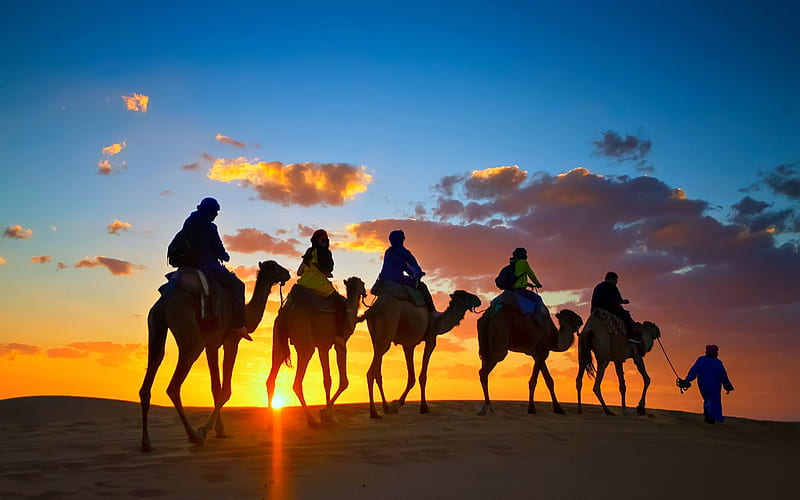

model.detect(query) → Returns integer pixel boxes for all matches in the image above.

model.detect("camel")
[477,304,583,415]
[139,260,290,452]
[266,277,366,426]
[365,289,481,418]
[576,310,661,415]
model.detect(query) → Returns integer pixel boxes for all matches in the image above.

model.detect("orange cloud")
[0,256,5,264]
[30,256,52,264]
[208,157,372,206]
[223,228,301,257]
[121,93,149,113]
[57,262,68,270]
[0,343,40,360]
[97,159,112,175]
[3,225,33,239]
[74,256,144,276]
[102,140,126,156]
[215,133,246,148]
[106,219,132,235]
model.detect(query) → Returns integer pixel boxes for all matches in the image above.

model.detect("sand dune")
[0,396,797,499]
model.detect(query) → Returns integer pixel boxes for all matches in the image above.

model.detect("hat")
[705,344,719,356]
[512,247,527,259]
[197,197,220,212]
[311,229,329,245]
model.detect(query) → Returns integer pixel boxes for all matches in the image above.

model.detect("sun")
[270,395,286,409]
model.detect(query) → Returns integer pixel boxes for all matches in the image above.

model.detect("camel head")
[640,320,661,353]
[555,309,583,333]
[258,260,290,285]
[449,290,482,312]
[343,276,367,301]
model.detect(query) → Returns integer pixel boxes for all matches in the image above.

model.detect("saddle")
[282,284,339,313]
[370,280,425,307]
[487,290,543,319]
[593,308,626,337]
[159,267,219,320]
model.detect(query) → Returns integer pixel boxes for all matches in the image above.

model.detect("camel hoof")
[369,412,382,420]
[320,408,338,424]
[306,418,320,428]
[477,404,492,416]
[141,439,152,453]
[577,408,583,415]
[604,410,616,416]
[420,404,430,414]
[190,427,207,444]
[553,406,566,415]
[527,406,537,414]
[386,401,401,414]
[636,406,646,415]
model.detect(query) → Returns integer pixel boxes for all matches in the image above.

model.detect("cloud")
[46,347,88,359]
[3,225,33,239]
[223,228,301,257]
[201,153,215,162]
[30,255,52,264]
[215,134,246,148]
[102,141,126,156]
[208,157,373,206]
[121,93,149,113]
[160,190,173,196]
[751,163,800,200]
[106,219,132,235]
[74,256,144,275]
[181,162,200,171]
[730,196,798,234]
[0,256,5,264]
[98,159,112,175]
[592,130,653,172]
[57,262,68,270]
[61,341,145,367]
[0,343,41,360]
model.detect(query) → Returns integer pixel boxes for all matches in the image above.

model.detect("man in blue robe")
[678,345,735,424]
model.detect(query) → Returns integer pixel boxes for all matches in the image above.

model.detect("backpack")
[494,263,519,290]
[167,230,199,268]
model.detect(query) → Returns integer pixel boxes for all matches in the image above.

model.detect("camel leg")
[478,358,498,416]
[418,337,437,414]
[265,341,284,408]
[592,360,615,416]
[633,356,651,415]
[614,361,627,415]
[139,302,168,452]
[292,347,317,427]
[366,351,385,419]
[319,347,333,408]
[393,344,416,411]
[527,360,539,414]
[207,340,238,437]
[166,337,206,445]
[576,365,586,415]
[539,361,565,414]
[328,344,349,407]
[203,346,223,435]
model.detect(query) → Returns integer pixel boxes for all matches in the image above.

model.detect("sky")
[1,0,798,421]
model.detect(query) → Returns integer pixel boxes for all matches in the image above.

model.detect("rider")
[295,229,348,347]
[181,197,250,340]
[590,271,641,352]
[508,247,544,317]
[376,229,436,313]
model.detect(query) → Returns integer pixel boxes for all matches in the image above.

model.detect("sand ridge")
[0,396,797,499]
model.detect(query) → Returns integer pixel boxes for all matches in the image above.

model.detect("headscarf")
[705,344,719,357]
[389,230,405,247]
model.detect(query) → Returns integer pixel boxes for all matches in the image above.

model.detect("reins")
[657,336,686,394]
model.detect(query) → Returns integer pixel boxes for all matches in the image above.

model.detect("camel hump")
[372,280,426,308]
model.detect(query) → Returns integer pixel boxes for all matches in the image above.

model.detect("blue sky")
[1,0,798,418]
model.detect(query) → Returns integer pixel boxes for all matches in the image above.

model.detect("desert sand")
[0,396,797,499]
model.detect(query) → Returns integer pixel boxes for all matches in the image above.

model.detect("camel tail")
[578,328,596,379]
[272,315,292,368]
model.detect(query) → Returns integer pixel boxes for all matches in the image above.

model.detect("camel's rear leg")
[536,360,565,414]
[593,360,615,416]
[328,344,349,407]
[166,338,206,445]
[478,358,498,416]
[614,361,627,414]
[366,351,386,419]
[265,341,285,408]
[292,348,317,427]
[576,365,587,414]
[140,301,168,452]
[391,344,416,413]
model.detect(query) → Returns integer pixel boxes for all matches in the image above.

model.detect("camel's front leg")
[166,336,206,445]
[293,348,318,427]
[366,351,385,419]
[202,346,223,436]
[265,340,284,408]
[418,337,437,414]
[614,361,627,415]
[318,347,333,409]
[576,365,586,414]
[538,359,565,414]
[391,344,416,412]
[140,305,168,452]
[328,344,349,407]
[633,356,651,415]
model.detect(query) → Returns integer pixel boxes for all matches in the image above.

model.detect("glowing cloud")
[208,157,372,206]
[215,134,246,148]
[0,343,41,360]
[121,93,149,113]
[224,228,301,256]
[106,219,132,235]
[0,256,5,264]
[102,140,126,156]
[97,159,112,175]
[3,225,33,239]
[30,256,52,264]
[74,256,144,276]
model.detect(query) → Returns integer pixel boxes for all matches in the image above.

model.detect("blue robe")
[683,356,734,422]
